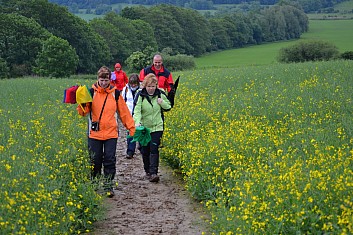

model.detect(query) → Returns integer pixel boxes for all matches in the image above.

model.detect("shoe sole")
[149,176,160,182]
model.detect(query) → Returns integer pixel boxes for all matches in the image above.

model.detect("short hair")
[129,73,140,85]
[153,54,162,61]
[97,66,111,79]
[142,73,158,88]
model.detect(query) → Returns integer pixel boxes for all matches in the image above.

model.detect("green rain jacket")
[133,88,171,133]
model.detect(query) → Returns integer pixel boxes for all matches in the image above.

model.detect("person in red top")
[139,54,174,93]
[111,63,128,92]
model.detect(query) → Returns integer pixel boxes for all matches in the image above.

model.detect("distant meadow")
[195,19,353,69]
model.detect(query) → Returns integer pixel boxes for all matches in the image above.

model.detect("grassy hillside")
[195,19,353,69]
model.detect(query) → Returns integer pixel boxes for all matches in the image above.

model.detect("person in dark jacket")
[133,73,171,182]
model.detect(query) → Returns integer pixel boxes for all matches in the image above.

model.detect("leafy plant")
[278,40,340,63]
[34,36,79,78]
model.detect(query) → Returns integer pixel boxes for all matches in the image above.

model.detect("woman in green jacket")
[133,73,171,182]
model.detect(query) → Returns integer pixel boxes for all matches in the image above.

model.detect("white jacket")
[121,84,139,114]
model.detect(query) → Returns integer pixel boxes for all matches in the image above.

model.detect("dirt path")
[91,126,207,235]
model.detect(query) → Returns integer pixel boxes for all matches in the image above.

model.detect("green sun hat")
[128,126,151,146]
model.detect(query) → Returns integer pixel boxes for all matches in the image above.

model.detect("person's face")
[115,67,121,71]
[130,83,139,88]
[146,82,157,95]
[98,77,110,88]
[153,57,162,70]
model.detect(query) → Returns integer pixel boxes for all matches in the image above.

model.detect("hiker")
[77,66,135,197]
[121,73,140,159]
[133,73,171,182]
[139,54,174,92]
[111,63,128,92]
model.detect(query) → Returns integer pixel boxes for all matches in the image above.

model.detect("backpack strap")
[91,87,119,101]
[123,86,128,102]
[89,88,94,98]
[132,90,141,116]
[158,89,171,112]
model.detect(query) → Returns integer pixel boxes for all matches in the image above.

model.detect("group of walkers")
[77,54,174,198]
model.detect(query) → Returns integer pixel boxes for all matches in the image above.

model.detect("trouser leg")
[149,131,163,175]
[102,138,118,190]
[141,146,150,174]
[126,134,136,156]
[88,138,104,180]
[149,153,159,175]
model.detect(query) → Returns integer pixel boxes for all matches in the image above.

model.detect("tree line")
[0,0,308,78]
[49,0,350,12]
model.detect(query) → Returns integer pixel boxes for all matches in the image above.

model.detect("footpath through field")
[91,124,206,235]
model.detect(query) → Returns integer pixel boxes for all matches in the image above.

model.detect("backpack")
[132,89,170,120]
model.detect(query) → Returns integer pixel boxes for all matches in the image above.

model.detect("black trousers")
[88,138,117,186]
[141,131,163,174]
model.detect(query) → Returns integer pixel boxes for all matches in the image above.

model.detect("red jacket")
[139,65,174,92]
[111,70,128,91]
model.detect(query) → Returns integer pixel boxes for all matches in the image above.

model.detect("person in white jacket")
[121,73,140,159]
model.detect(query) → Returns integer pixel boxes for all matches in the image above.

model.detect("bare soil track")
[90,126,207,235]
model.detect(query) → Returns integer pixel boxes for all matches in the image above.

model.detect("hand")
[157,98,163,104]
[135,123,141,127]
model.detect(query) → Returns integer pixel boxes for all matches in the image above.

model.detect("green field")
[2,60,353,233]
[195,19,353,69]
[164,60,353,233]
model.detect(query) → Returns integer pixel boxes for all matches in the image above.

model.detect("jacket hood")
[140,87,162,98]
[92,83,115,94]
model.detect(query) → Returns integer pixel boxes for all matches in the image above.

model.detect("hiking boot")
[149,174,160,183]
[126,153,133,159]
[144,172,151,180]
[107,189,115,198]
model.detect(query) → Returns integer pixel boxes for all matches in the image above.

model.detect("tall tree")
[0,13,51,76]
[209,18,232,50]
[89,18,130,65]
[14,0,111,74]
[121,5,186,54]
[34,35,79,77]
[103,12,157,62]
[158,5,212,55]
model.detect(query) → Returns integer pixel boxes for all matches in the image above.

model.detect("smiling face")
[98,77,110,88]
[153,55,163,70]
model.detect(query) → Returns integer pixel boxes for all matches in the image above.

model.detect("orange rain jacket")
[77,84,135,140]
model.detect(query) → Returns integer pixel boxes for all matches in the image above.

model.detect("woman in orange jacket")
[77,66,135,197]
